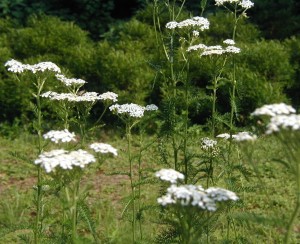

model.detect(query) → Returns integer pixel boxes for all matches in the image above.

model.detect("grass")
[0,129,299,243]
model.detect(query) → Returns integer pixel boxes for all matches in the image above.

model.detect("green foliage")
[93,19,157,104]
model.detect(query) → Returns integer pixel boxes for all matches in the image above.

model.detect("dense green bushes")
[0,6,299,129]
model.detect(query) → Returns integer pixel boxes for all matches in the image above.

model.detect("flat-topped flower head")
[55,74,86,87]
[232,131,257,142]
[225,46,241,54]
[215,0,254,9]
[201,137,217,150]
[223,39,235,45]
[41,91,101,102]
[206,187,239,201]
[157,184,238,211]
[251,103,296,117]
[187,44,207,52]
[109,103,145,118]
[266,114,300,134]
[155,169,185,184]
[216,133,231,140]
[35,149,96,173]
[98,92,118,103]
[5,59,61,74]
[43,129,76,144]
[90,142,118,156]
[145,104,158,111]
[166,17,209,31]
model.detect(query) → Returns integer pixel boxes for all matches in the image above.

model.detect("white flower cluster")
[166,17,210,31]
[5,59,61,74]
[157,184,238,211]
[223,39,235,45]
[89,142,118,156]
[155,169,185,184]
[43,129,76,144]
[201,137,217,150]
[266,114,300,134]
[35,149,96,173]
[251,103,296,117]
[216,132,257,142]
[187,43,240,55]
[252,103,300,134]
[109,103,158,118]
[232,131,257,142]
[55,74,86,87]
[98,91,118,103]
[215,0,254,9]
[41,91,101,102]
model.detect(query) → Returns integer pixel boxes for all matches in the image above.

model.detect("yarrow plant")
[90,142,118,156]
[43,129,76,144]
[155,169,238,243]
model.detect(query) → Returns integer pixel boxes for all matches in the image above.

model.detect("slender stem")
[284,159,300,243]
[126,123,136,243]
[72,180,80,241]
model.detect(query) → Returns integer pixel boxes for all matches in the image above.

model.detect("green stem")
[284,162,300,243]
[126,123,136,243]
[72,180,80,242]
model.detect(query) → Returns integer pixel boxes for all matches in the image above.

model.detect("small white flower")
[98,92,118,103]
[5,59,61,74]
[239,0,254,9]
[223,39,235,45]
[35,149,96,173]
[225,46,241,54]
[145,104,158,111]
[43,129,76,144]
[201,45,226,56]
[155,169,185,184]
[192,30,200,37]
[266,114,300,134]
[187,44,207,52]
[216,133,231,139]
[166,21,178,29]
[90,142,118,156]
[109,103,145,118]
[55,74,86,87]
[251,103,296,117]
[215,0,239,6]
[157,184,238,211]
[206,187,239,201]
[232,132,257,142]
[201,137,217,150]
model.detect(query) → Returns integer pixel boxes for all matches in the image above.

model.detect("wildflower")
[225,46,241,54]
[232,132,257,142]
[192,30,200,37]
[55,74,86,87]
[43,129,76,144]
[223,39,235,45]
[109,103,145,118]
[41,91,101,102]
[5,59,61,74]
[239,0,254,9]
[266,114,300,134]
[201,45,226,56]
[35,149,96,173]
[251,103,296,117]
[30,62,61,73]
[166,17,209,31]
[4,59,27,73]
[206,187,239,201]
[98,92,118,103]
[166,21,178,29]
[201,137,217,150]
[157,184,238,211]
[215,0,239,6]
[145,104,158,111]
[90,142,118,156]
[155,169,185,184]
[187,44,207,52]
[216,133,231,140]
